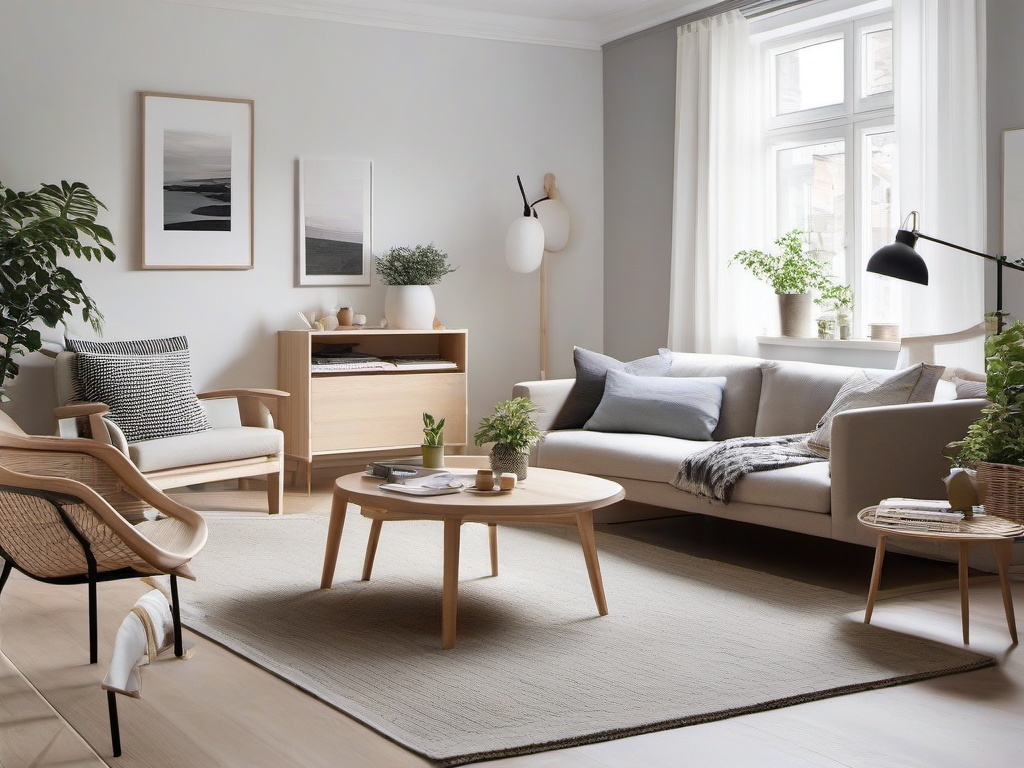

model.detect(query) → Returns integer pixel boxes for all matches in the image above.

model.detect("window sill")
[756,336,901,353]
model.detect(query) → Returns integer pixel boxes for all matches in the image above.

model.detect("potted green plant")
[816,283,854,339]
[730,229,836,338]
[422,411,445,469]
[375,243,457,330]
[951,319,1024,524]
[0,180,115,402]
[474,396,544,481]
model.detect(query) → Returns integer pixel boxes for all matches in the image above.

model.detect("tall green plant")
[474,397,544,452]
[953,320,1024,467]
[730,229,835,295]
[0,181,115,401]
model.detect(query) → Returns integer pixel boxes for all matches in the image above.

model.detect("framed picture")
[141,92,254,269]
[298,158,372,286]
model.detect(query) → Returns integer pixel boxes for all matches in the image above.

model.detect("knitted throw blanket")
[672,434,826,504]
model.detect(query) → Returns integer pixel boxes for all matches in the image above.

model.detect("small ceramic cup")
[475,469,494,491]
[499,473,517,491]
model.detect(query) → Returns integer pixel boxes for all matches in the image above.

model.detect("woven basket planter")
[489,444,529,481]
[976,461,1024,524]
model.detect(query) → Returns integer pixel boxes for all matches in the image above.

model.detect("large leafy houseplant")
[953,320,1024,468]
[730,229,835,295]
[0,181,115,402]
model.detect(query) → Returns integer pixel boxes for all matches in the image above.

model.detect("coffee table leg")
[320,490,349,589]
[864,534,887,624]
[362,519,383,581]
[442,516,462,650]
[575,509,608,616]
[993,539,1018,644]
[959,542,971,644]
[488,523,498,577]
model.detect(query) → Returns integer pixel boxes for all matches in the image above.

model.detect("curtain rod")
[602,0,813,50]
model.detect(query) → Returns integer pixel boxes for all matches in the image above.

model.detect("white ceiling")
[162,0,720,49]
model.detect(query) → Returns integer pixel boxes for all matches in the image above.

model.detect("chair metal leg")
[107,691,122,757]
[170,574,183,658]
[0,559,11,597]
[88,577,98,665]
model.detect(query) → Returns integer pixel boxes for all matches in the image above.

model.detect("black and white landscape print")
[163,130,232,231]
[302,163,364,276]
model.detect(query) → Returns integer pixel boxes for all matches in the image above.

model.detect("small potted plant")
[375,243,457,330]
[951,319,1024,524]
[421,412,445,469]
[816,283,854,339]
[730,230,836,338]
[474,396,544,481]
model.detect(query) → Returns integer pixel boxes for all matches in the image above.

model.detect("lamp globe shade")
[533,197,570,252]
[866,229,929,286]
[505,216,545,273]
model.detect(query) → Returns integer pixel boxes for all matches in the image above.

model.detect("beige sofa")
[514,353,986,551]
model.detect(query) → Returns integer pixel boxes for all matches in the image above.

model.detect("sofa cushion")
[805,363,944,456]
[129,426,283,473]
[537,430,711,484]
[669,353,764,440]
[729,462,831,514]
[551,347,672,429]
[584,370,726,440]
[754,360,892,437]
[75,350,211,443]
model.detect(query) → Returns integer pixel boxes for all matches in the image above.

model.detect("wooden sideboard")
[277,329,468,488]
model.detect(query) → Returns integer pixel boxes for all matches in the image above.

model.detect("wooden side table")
[858,507,1024,644]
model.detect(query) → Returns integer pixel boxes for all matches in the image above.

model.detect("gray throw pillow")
[552,347,673,430]
[75,349,211,443]
[584,370,726,440]
[805,363,944,456]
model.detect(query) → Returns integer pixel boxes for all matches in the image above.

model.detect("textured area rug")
[178,512,993,766]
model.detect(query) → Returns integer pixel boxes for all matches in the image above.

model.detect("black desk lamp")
[867,211,1024,332]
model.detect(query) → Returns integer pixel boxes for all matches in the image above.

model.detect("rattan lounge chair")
[0,412,207,664]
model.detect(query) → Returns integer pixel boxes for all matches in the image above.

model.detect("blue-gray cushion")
[552,347,673,430]
[583,369,726,440]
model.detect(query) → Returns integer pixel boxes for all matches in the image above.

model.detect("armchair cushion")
[76,350,211,443]
[65,335,189,355]
[128,426,283,473]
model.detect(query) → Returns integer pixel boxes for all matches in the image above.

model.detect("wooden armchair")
[0,412,207,664]
[52,350,288,514]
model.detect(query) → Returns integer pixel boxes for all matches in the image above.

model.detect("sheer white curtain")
[894,0,987,370]
[668,10,767,356]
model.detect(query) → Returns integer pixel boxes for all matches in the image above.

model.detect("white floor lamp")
[505,173,570,379]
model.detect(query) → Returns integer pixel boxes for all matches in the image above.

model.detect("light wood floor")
[1,482,1022,768]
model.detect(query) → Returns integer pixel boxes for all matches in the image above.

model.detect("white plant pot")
[384,285,436,330]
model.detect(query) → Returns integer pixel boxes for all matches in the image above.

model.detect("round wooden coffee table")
[858,506,1024,644]
[320,459,625,649]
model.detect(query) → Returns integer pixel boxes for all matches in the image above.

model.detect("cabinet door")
[310,373,466,452]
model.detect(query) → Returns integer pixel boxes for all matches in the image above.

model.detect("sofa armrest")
[829,399,985,545]
[512,379,574,432]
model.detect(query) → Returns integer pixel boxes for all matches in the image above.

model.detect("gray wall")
[603,28,678,361]
[0,0,603,435]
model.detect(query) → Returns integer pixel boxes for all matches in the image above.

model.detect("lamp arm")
[915,232,1024,273]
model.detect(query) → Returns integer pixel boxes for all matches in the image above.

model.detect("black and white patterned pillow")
[75,350,211,443]
[65,335,189,355]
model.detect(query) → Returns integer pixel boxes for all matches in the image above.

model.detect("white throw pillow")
[805,363,944,456]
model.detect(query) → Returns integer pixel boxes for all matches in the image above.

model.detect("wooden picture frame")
[141,92,254,270]
[297,158,372,286]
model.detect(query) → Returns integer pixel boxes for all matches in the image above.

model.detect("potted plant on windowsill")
[474,397,544,481]
[730,229,836,338]
[0,180,115,403]
[816,283,855,340]
[422,412,445,469]
[375,243,457,330]
[950,319,1024,524]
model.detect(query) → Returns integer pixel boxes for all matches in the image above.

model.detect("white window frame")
[762,10,894,336]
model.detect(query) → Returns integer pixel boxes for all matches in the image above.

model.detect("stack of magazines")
[873,498,965,532]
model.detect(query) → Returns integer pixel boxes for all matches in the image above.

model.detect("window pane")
[775,38,844,115]
[862,130,900,328]
[861,27,893,97]
[776,140,846,282]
